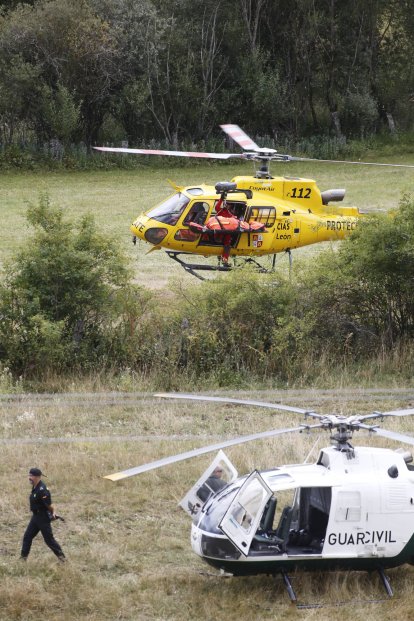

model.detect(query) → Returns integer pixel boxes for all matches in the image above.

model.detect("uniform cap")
[29,467,43,477]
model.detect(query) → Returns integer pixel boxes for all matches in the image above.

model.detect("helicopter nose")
[144,227,169,245]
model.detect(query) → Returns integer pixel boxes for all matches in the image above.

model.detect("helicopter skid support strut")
[166,251,271,280]
[281,571,297,604]
[167,251,232,280]
[378,567,393,597]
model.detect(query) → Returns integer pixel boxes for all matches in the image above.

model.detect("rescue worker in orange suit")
[20,467,66,562]
[215,200,238,265]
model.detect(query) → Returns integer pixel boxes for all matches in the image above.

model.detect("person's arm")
[46,503,56,518]
[40,488,56,518]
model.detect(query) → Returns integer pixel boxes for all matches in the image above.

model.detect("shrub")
[0,195,151,376]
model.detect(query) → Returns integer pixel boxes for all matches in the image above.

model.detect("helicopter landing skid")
[166,251,271,280]
[286,568,393,608]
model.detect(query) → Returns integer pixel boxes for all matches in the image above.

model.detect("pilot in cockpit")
[197,466,227,502]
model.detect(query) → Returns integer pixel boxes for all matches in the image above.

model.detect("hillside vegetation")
[0,0,413,167]
[1,189,413,391]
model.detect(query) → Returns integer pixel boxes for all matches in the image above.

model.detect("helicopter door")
[179,450,238,519]
[219,471,272,556]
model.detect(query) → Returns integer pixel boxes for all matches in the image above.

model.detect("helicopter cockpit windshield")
[147,193,190,225]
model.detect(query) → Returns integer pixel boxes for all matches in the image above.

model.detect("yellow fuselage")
[131,175,361,258]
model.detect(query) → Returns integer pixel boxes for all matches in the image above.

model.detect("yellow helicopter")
[95,124,414,279]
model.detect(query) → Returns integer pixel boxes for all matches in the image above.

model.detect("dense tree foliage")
[0,0,413,150]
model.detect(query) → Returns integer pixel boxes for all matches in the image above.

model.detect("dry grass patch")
[1,389,414,619]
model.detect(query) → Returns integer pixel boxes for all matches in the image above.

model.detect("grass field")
[2,389,414,620]
[1,156,413,289]
[1,157,414,619]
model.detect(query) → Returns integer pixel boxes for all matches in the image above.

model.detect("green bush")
[0,195,152,376]
[269,195,414,367]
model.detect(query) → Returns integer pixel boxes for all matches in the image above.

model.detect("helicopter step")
[167,251,272,280]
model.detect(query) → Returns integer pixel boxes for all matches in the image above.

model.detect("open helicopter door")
[219,471,272,556]
[179,450,238,519]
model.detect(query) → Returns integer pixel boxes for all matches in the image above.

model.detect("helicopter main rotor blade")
[357,408,414,422]
[219,124,414,168]
[94,137,414,168]
[154,392,316,416]
[358,424,414,446]
[93,146,243,160]
[220,124,261,151]
[288,155,414,169]
[104,424,315,481]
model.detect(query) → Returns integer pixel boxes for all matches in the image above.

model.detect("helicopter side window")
[147,193,190,225]
[227,478,269,534]
[248,207,276,228]
[196,461,232,503]
[183,201,209,226]
[212,201,246,219]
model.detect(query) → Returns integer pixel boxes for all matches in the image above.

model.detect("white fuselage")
[190,446,414,574]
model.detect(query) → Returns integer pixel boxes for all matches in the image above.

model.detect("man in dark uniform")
[20,467,66,562]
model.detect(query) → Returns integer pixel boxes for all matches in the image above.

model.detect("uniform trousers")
[21,513,65,558]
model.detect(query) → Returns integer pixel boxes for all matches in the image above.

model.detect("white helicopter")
[105,393,414,602]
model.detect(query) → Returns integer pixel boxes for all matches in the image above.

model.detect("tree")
[0,0,120,143]
[0,55,41,144]
[40,83,82,146]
